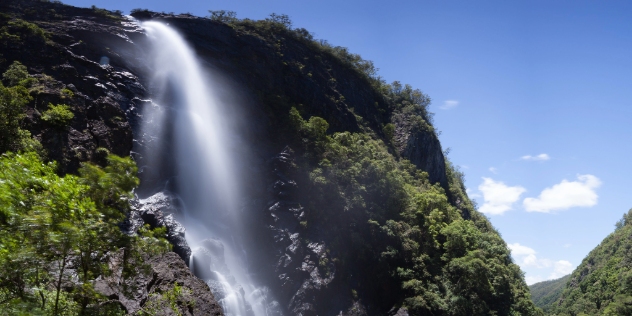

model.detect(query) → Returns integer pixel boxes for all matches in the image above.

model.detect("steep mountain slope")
[529,275,570,312]
[0,1,540,315]
[550,210,632,315]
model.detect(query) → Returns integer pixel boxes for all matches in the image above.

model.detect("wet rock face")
[94,251,224,316]
[125,191,192,265]
[1,0,147,174]
[262,147,362,316]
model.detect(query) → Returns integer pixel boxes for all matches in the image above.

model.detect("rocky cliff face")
[136,13,449,191]
[0,1,536,315]
[94,251,223,315]
[0,0,147,173]
[0,1,221,313]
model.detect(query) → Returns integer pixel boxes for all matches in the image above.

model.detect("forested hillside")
[0,0,541,314]
[547,210,632,315]
[529,275,570,313]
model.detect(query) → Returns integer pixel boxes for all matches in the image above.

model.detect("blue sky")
[63,0,632,284]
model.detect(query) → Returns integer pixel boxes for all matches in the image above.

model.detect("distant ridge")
[529,274,570,312]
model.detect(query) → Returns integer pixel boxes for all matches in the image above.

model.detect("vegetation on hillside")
[549,209,632,315]
[0,3,546,314]
[529,275,570,313]
[0,58,170,315]
[197,10,541,314]
[289,107,540,315]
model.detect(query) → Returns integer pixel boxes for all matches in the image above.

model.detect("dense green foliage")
[550,209,632,315]
[0,69,169,314]
[289,108,540,315]
[529,275,570,312]
[0,151,171,315]
[0,61,41,154]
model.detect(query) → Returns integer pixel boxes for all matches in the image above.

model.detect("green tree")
[0,152,152,315]
[207,10,237,23]
[0,81,31,153]
[2,61,28,86]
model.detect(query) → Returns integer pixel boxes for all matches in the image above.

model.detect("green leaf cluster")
[207,10,238,23]
[0,151,167,315]
[0,61,39,154]
[0,18,49,44]
[41,103,74,128]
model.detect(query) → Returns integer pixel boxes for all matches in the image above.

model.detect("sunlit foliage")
[0,151,169,315]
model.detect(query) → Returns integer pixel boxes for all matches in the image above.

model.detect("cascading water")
[140,21,278,316]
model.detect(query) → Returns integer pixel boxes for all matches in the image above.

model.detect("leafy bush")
[266,13,292,29]
[207,10,237,23]
[41,103,74,128]
[0,82,32,153]
[0,19,49,44]
[0,152,164,314]
[2,61,28,86]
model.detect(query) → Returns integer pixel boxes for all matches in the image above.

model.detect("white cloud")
[549,260,574,279]
[521,153,550,161]
[489,167,498,174]
[466,188,481,199]
[523,174,602,213]
[478,178,526,215]
[564,243,572,248]
[525,275,544,285]
[509,243,575,284]
[508,243,551,268]
[439,100,459,110]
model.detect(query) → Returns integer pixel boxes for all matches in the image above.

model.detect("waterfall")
[140,21,277,316]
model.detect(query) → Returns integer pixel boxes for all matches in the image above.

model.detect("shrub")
[2,61,28,87]
[207,10,237,23]
[41,103,74,128]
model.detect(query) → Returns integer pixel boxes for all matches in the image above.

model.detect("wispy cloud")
[509,243,574,285]
[526,275,544,285]
[489,167,498,174]
[508,243,551,268]
[550,260,573,279]
[523,175,602,213]
[521,153,550,161]
[478,178,526,215]
[439,100,459,110]
[466,188,481,199]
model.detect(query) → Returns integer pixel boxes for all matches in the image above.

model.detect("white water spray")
[141,21,276,316]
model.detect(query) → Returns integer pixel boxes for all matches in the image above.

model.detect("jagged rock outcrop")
[124,191,192,265]
[392,112,448,188]
[0,0,147,173]
[94,251,223,315]
[262,147,360,315]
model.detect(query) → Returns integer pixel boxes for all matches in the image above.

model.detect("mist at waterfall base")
[139,21,280,316]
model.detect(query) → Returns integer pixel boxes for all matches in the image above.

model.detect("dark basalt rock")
[0,0,147,174]
[260,147,364,316]
[392,110,448,189]
[94,251,223,315]
[127,191,191,265]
